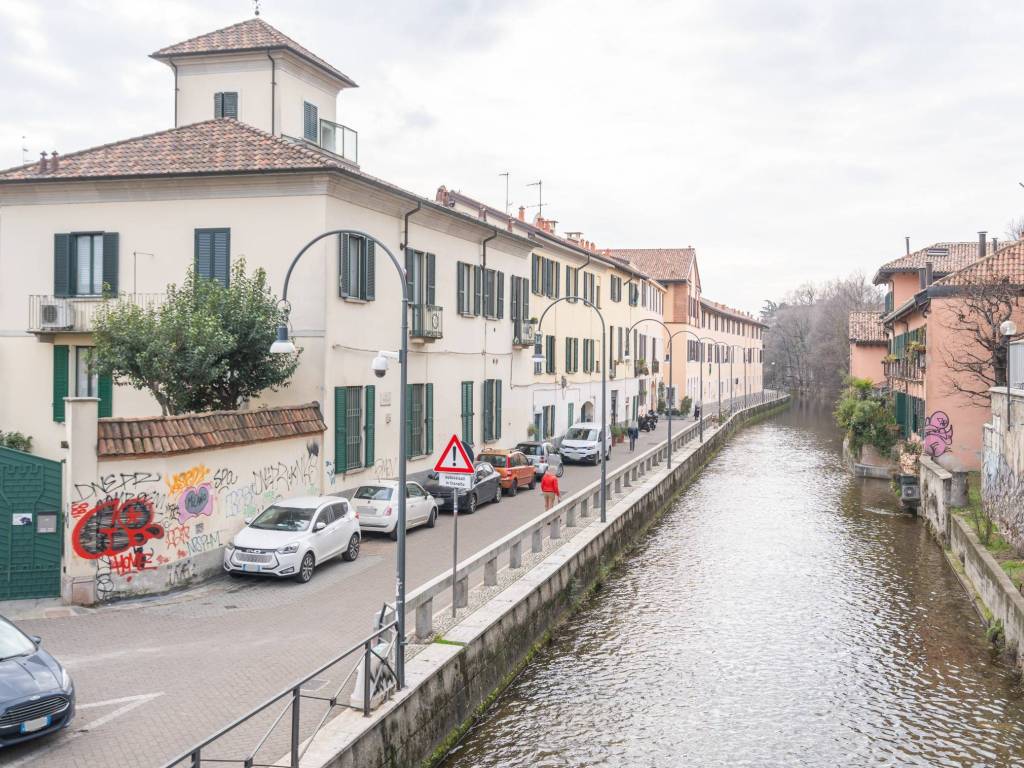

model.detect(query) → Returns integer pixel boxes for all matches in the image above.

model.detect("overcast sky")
[2,0,1023,313]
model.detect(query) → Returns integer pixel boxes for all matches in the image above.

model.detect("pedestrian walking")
[628,420,639,451]
[693,403,701,421]
[541,466,561,510]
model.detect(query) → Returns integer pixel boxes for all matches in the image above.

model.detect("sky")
[2,0,1024,314]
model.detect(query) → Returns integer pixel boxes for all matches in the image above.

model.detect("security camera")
[372,355,389,378]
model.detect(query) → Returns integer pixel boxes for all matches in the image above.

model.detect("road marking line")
[78,692,163,710]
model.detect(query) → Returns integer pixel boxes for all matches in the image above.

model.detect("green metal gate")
[0,446,62,599]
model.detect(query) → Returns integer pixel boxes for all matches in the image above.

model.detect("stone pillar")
[415,598,434,639]
[950,471,969,507]
[551,515,561,540]
[454,575,469,609]
[531,528,543,553]
[63,397,100,605]
[614,477,622,494]
[510,539,523,569]
[484,556,498,586]
[566,504,576,528]
[580,498,589,518]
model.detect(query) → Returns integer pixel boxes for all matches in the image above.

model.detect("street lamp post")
[272,228,410,690]
[534,296,607,522]
[1001,320,1018,430]
[676,330,716,444]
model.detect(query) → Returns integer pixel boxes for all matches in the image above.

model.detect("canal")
[443,404,1024,767]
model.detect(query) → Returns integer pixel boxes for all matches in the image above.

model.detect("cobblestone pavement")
[1,422,682,768]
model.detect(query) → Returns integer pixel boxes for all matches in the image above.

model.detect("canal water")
[443,403,1024,767]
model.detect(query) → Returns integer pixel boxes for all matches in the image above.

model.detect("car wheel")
[342,533,361,561]
[295,551,316,583]
[509,479,518,497]
[465,493,477,514]
[389,526,399,541]
[228,570,244,579]
[556,464,564,478]
[427,507,437,527]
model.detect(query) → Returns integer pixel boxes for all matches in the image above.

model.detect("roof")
[270,496,338,509]
[0,119,340,181]
[151,18,356,87]
[933,239,1024,287]
[700,298,766,327]
[604,248,696,282]
[97,403,326,458]
[872,241,988,284]
[848,311,887,343]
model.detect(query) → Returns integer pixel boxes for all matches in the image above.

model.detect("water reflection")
[443,404,1024,768]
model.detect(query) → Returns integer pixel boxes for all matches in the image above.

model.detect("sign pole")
[451,489,459,618]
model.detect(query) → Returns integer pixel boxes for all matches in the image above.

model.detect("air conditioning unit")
[39,299,73,330]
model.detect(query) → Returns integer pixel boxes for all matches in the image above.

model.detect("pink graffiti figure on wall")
[923,411,953,458]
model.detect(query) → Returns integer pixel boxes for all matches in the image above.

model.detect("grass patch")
[952,472,1024,590]
[432,637,466,647]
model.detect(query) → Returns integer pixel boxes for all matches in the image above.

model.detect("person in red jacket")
[541,467,561,510]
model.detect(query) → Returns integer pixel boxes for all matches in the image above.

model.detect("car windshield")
[250,505,315,532]
[565,427,598,441]
[516,444,542,456]
[479,454,507,468]
[0,620,36,660]
[354,486,393,501]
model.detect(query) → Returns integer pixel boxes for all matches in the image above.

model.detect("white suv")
[224,496,360,583]
[558,422,611,465]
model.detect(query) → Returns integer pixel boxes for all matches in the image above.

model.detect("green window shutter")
[483,381,493,442]
[334,387,347,472]
[365,240,375,300]
[405,384,414,459]
[483,269,493,317]
[426,253,436,304]
[195,230,212,279]
[565,337,571,371]
[364,385,375,467]
[213,229,230,287]
[497,271,505,319]
[214,92,224,118]
[54,234,72,297]
[457,263,467,313]
[425,383,434,455]
[340,235,350,297]
[495,380,502,440]
[304,102,318,141]
[473,266,483,316]
[102,232,119,296]
[405,249,415,303]
[461,381,473,443]
[223,92,238,119]
[98,374,113,418]
[532,254,540,294]
[568,402,574,428]
[52,345,69,423]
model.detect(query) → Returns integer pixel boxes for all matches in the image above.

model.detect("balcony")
[652,359,660,374]
[883,356,925,382]
[513,321,536,348]
[633,359,650,377]
[319,119,358,165]
[410,304,442,341]
[28,294,165,335]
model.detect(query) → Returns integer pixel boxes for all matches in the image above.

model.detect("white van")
[558,422,611,465]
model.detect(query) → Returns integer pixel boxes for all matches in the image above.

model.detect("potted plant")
[611,424,625,444]
[527,422,539,439]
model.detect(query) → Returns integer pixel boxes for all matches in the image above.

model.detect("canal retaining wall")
[300,395,791,768]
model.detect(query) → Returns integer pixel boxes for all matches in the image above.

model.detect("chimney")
[50,151,59,172]
[918,267,927,289]
[925,261,933,287]
[905,236,910,256]
[518,206,525,222]
[993,238,999,252]
[38,151,48,174]
[979,231,987,259]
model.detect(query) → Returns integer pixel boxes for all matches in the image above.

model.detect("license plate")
[243,563,254,572]
[20,716,50,733]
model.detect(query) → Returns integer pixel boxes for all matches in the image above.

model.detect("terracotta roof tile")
[933,240,1024,287]
[872,241,989,284]
[604,248,697,282]
[152,18,356,87]
[848,311,887,343]
[97,402,326,458]
[699,297,766,327]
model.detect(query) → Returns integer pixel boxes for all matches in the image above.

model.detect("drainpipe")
[267,50,277,134]
[170,59,179,126]
[400,202,422,252]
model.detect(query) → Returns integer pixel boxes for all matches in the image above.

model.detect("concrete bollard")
[510,539,523,569]
[580,498,589,518]
[454,575,469,609]
[614,477,621,495]
[551,515,561,540]
[566,504,576,527]
[593,491,600,510]
[415,598,434,640]
[532,527,543,553]
[484,556,498,586]
[623,470,631,488]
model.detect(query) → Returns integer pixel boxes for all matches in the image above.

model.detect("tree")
[834,377,897,457]
[93,261,299,415]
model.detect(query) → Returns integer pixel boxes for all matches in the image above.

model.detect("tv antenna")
[253,0,261,16]
[21,136,28,165]
[526,180,544,217]
[499,171,510,214]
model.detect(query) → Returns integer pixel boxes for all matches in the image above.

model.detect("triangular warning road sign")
[433,434,475,474]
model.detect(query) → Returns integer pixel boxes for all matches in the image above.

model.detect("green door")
[0,446,62,599]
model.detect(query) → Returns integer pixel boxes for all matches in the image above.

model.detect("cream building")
[0,18,540,487]
[606,248,765,415]
[437,190,666,436]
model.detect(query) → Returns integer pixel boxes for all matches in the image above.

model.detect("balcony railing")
[319,118,358,164]
[410,304,443,341]
[883,356,925,381]
[28,294,165,334]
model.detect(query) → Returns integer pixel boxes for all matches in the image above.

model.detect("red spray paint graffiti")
[72,496,164,559]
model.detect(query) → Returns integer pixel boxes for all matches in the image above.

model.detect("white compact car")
[223,496,360,583]
[559,422,611,465]
[351,481,438,539]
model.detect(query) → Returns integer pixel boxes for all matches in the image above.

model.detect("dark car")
[421,462,502,514]
[0,616,75,747]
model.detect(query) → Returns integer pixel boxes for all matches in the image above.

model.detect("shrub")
[834,376,897,457]
[0,431,32,453]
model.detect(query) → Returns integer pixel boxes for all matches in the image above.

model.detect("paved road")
[3,420,684,768]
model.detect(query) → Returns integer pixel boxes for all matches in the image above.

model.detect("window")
[214,92,238,119]
[565,337,579,373]
[611,275,622,302]
[75,234,104,296]
[566,265,579,301]
[76,347,98,397]
[534,338,543,375]
[334,385,375,472]
[461,381,474,444]
[53,232,120,297]
[483,268,505,318]
[567,402,574,429]
[405,383,433,457]
[457,262,474,315]
[628,282,639,306]
[405,249,436,306]
[531,254,542,295]
[195,228,230,287]
[542,405,555,438]
[482,379,502,442]
[510,275,531,341]
[340,234,375,301]
[303,101,319,142]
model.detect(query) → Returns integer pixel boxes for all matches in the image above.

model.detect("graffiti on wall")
[72,496,164,559]
[983,453,1024,548]
[923,411,953,457]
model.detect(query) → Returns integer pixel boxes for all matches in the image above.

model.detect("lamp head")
[270,324,297,355]
[1001,320,1018,338]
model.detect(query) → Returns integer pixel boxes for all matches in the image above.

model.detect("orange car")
[476,449,537,496]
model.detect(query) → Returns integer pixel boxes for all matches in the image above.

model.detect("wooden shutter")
[483,269,493,317]
[52,345,69,422]
[364,385,375,466]
[426,253,436,304]
[404,249,415,303]
[54,234,72,297]
[532,254,541,294]
[214,92,224,118]
[425,383,434,454]
[405,384,414,459]
[98,374,113,418]
[213,229,230,286]
[334,387,347,472]
[565,338,571,371]
[554,262,561,298]
[457,263,467,314]
[102,232,119,295]
[495,380,502,439]
[303,102,318,141]
[195,230,212,280]
[497,271,505,319]
[339,235,350,297]
[483,381,493,442]
[223,92,238,119]
[461,381,473,443]
[473,265,482,316]
[364,239,375,300]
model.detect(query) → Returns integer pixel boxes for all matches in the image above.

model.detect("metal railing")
[162,609,397,768]
[1010,340,1024,390]
[883,356,925,381]
[27,293,165,334]
[410,304,443,340]
[319,118,358,164]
